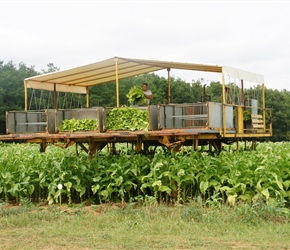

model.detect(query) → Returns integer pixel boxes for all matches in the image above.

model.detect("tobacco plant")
[0,141,290,209]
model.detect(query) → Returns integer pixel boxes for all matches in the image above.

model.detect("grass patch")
[0,201,289,250]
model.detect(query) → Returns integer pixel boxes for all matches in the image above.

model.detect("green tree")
[189,79,204,102]
[0,61,38,134]
[264,88,290,141]
[41,63,60,74]
[206,81,222,102]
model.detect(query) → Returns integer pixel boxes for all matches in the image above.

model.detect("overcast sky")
[1,0,289,90]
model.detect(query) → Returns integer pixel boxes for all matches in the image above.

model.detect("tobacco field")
[0,141,289,212]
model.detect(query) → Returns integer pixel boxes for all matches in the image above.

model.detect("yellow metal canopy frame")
[24,56,264,109]
[24,56,223,109]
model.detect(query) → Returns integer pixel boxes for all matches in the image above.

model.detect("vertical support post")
[53,83,57,109]
[270,109,273,136]
[241,79,244,106]
[252,138,256,151]
[75,143,79,156]
[193,138,198,150]
[115,58,120,107]
[213,140,222,151]
[167,68,171,103]
[237,106,244,134]
[222,74,226,136]
[86,86,89,108]
[136,135,143,153]
[222,74,226,105]
[40,141,47,152]
[112,143,116,154]
[236,138,239,151]
[24,80,28,111]
[209,142,212,152]
[262,83,266,132]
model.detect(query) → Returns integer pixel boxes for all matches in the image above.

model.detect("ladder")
[251,114,264,132]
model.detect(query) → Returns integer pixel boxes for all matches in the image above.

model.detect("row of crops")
[0,141,289,207]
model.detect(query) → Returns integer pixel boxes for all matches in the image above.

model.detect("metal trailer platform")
[0,102,272,156]
[0,128,267,155]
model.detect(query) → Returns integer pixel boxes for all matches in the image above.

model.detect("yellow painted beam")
[115,58,120,107]
[237,106,244,134]
[86,87,89,108]
[222,74,226,137]
[167,68,171,103]
[24,80,28,111]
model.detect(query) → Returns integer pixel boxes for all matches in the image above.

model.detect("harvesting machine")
[0,57,272,155]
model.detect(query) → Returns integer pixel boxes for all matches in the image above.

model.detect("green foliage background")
[1,60,290,141]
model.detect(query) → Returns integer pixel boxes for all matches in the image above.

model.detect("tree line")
[0,60,289,141]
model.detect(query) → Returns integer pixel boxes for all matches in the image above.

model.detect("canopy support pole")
[167,68,171,103]
[241,79,244,106]
[262,83,266,132]
[53,83,57,109]
[86,87,89,108]
[115,58,120,107]
[222,73,226,137]
[24,80,28,111]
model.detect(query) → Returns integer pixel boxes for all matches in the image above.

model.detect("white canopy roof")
[23,56,265,109]
[222,65,264,84]
[24,56,264,94]
[25,57,223,94]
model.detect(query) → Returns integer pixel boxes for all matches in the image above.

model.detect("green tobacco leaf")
[272,173,284,190]
[256,180,262,192]
[261,188,270,199]
[209,180,221,192]
[64,182,72,193]
[106,107,149,131]
[126,86,146,105]
[58,118,98,132]
[227,194,237,206]
[177,169,185,177]
[283,180,290,190]
[75,185,86,197]
[28,184,35,195]
[54,189,61,200]
[219,186,232,194]
[159,185,172,194]
[152,180,162,187]
[238,194,252,202]
[200,181,209,195]
[91,184,100,195]
[99,190,109,200]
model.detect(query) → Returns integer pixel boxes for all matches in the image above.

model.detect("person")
[225,86,233,104]
[142,83,153,105]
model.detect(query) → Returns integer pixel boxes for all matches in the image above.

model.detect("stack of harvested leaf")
[106,107,148,131]
[58,118,98,132]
